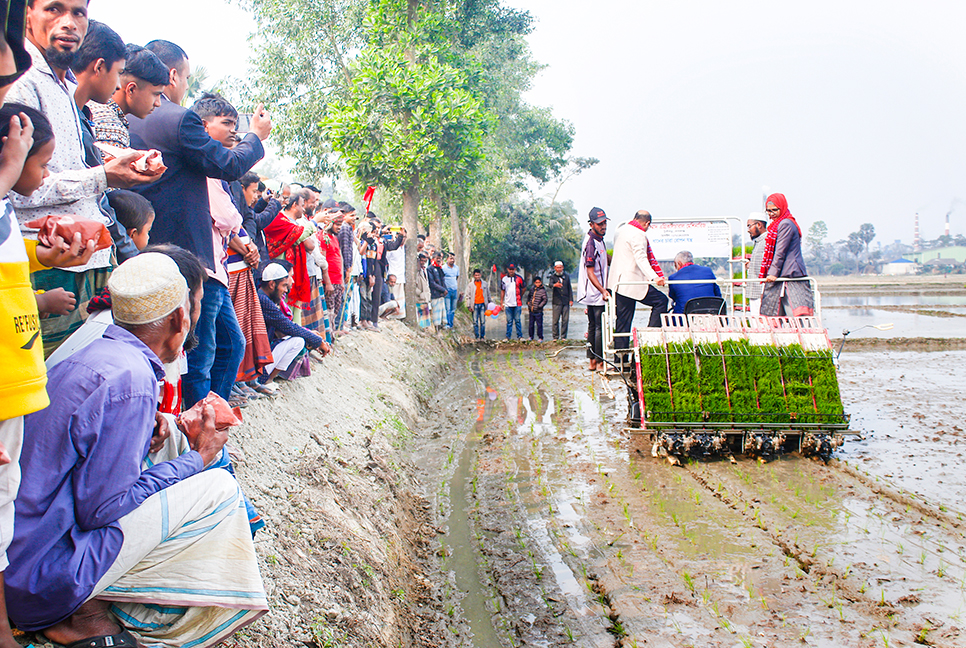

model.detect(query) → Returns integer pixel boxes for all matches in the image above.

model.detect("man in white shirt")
[7,1,154,353]
[607,210,669,353]
[500,263,525,340]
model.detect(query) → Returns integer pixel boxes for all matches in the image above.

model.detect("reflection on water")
[822,308,966,338]
[822,294,966,307]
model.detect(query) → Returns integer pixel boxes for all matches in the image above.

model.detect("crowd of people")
[576,195,812,371]
[0,2,816,645]
[0,2,430,646]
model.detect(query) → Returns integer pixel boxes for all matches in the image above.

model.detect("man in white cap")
[256,262,326,393]
[547,260,572,340]
[7,253,267,648]
[745,213,768,315]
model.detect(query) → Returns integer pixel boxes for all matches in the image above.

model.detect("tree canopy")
[246,0,589,315]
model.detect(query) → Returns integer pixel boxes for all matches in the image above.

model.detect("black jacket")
[428,264,447,299]
[128,96,264,270]
[545,270,573,305]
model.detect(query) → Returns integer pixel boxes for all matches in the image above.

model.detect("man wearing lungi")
[6,254,267,648]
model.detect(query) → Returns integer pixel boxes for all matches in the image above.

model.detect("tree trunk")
[461,218,471,293]
[448,201,467,293]
[428,192,443,250]
[402,180,420,326]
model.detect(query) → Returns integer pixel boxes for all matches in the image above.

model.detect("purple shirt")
[7,326,204,630]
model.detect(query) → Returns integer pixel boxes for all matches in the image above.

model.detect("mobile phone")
[236,113,253,133]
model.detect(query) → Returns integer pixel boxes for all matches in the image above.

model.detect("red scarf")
[628,219,664,278]
[759,193,801,278]
[264,212,310,306]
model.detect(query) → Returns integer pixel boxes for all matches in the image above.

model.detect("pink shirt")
[206,179,242,286]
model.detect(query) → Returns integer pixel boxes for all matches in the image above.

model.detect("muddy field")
[414,346,966,648]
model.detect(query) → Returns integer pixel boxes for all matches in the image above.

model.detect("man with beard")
[6,0,155,354]
[7,253,268,647]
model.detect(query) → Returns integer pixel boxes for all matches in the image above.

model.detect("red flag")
[363,186,375,213]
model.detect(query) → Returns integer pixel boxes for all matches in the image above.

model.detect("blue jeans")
[184,279,246,407]
[504,305,522,339]
[473,303,486,338]
[445,288,458,328]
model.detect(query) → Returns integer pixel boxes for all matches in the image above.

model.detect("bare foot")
[42,600,121,646]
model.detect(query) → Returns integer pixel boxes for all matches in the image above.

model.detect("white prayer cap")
[261,263,289,282]
[554,260,564,267]
[109,252,188,325]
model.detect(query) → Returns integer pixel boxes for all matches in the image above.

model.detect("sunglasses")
[765,207,781,213]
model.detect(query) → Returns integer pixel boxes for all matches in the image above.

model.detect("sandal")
[65,629,141,648]
[253,381,278,396]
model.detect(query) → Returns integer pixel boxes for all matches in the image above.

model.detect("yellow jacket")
[0,198,48,418]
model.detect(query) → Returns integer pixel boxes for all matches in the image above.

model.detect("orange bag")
[177,392,243,444]
[24,215,112,252]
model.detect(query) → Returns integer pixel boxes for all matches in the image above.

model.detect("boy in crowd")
[91,43,169,148]
[527,276,547,342]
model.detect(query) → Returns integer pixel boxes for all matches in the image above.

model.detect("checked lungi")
[431,297,446,326]
[300,276,325,331]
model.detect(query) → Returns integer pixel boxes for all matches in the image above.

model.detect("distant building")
[911,246,966,264]
[922,257,961,272]
[881,258,918,276]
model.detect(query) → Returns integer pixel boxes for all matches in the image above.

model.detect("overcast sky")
[91,0,966,246]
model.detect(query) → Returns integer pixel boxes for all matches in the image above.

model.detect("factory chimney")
[914,213,921,252]
[946,212,951,238]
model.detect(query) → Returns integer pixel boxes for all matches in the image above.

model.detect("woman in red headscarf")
[758,193,813,317]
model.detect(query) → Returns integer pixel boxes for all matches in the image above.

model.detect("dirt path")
[416,348,966,648]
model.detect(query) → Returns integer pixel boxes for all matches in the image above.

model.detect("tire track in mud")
[682,458,966,647]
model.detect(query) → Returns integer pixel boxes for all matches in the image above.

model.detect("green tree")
[247,0,586,304]
[471,197,581,277]
[434,1,582,290]
[806,220,827,254]
[846,232,865,272]
[323,0,490,322]
[247,0,368,181]
[857,222,875,254]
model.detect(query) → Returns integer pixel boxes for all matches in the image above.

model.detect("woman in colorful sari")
[759,193,813,317]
